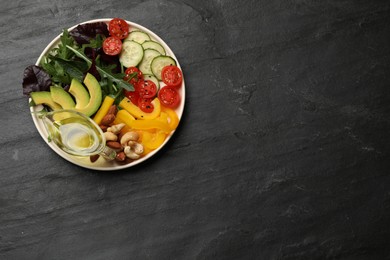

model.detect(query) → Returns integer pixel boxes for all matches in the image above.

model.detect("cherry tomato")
[124,66,143,86]
[161,65,183,88]
[137,80,158,99]
[124,90,140,105]
[158,86,181,109]
[138,98,154,113]
[103,37,122,56]
[109,18,129,40]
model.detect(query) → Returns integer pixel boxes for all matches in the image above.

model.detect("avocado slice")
[50,86,76,109]
[68,78,90,109]
[74,73,102,117]
[31,91,62,110]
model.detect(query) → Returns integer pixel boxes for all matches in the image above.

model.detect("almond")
[101,113,116,126]
[107,105,118,115]
[90,154,100,163]
[106,141,122,150]
[115,151,126,162]
[99,124,108,132]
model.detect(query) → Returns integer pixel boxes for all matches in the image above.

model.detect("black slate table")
[1,0,389,259]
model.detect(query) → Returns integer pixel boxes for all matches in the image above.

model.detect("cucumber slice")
[125,31,151,44]
[138,49,161,75]
[119,41,144,67]
[142,40,166,55]
[151,56,177,80]
[143,74,160,91]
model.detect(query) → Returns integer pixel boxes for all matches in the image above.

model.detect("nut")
[104,131,118,142]
[106,141,122,150]
[128,141,144,155]
[120,131,139,147]
[101,113,116,126]
[115,151,126,161]
[90,154,100,163]
[107,105,118,115]
[107,123,125,135]
[124,146,140,159]
[99,124,108,132]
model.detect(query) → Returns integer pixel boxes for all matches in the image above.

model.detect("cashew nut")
[104,131,118,141]
[128,141,144,155]
[120,131,139,147]
[107,123,125,134]
[124,146,140,159]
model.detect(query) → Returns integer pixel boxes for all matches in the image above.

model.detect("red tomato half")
[124,66,143,86]
[138,98,154,113]
[109,18,129,39]
[103,37,122,56]
[137,80,157,99]
[161,65,183,88]
[124,90,140,105]
[158,86,181,109]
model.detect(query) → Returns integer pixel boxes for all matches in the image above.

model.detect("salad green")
[23,23,134,102]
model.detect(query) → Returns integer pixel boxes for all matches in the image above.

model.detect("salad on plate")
[22,18,185,170]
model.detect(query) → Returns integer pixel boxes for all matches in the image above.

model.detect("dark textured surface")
[1,0,390,259]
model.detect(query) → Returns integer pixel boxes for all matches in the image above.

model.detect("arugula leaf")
[41,58,71,84]
[57,29,75,60]
[48,55,85,82]
[39,29,80,85]
[66,45,134,92]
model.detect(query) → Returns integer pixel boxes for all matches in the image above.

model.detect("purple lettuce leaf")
[22,65,52,96]
[69,22,109,45]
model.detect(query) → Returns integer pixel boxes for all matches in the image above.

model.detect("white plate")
[30,18,185,171]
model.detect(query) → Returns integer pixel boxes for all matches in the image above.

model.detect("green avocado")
[30,91,62,110]
[50,86,75,109]
[68,78,90,109]
[74,73,102,117]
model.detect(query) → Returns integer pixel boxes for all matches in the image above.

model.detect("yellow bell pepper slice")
[142,130,167,150]
[93,95,115,125]
[119,97,161,119]
[114,109,135,123]
[138,131,153,156]
[156,111,169,124]
[161,106,179,130]
[113,109,171,133]
[112,109,135,133]
[130,119,171,133]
